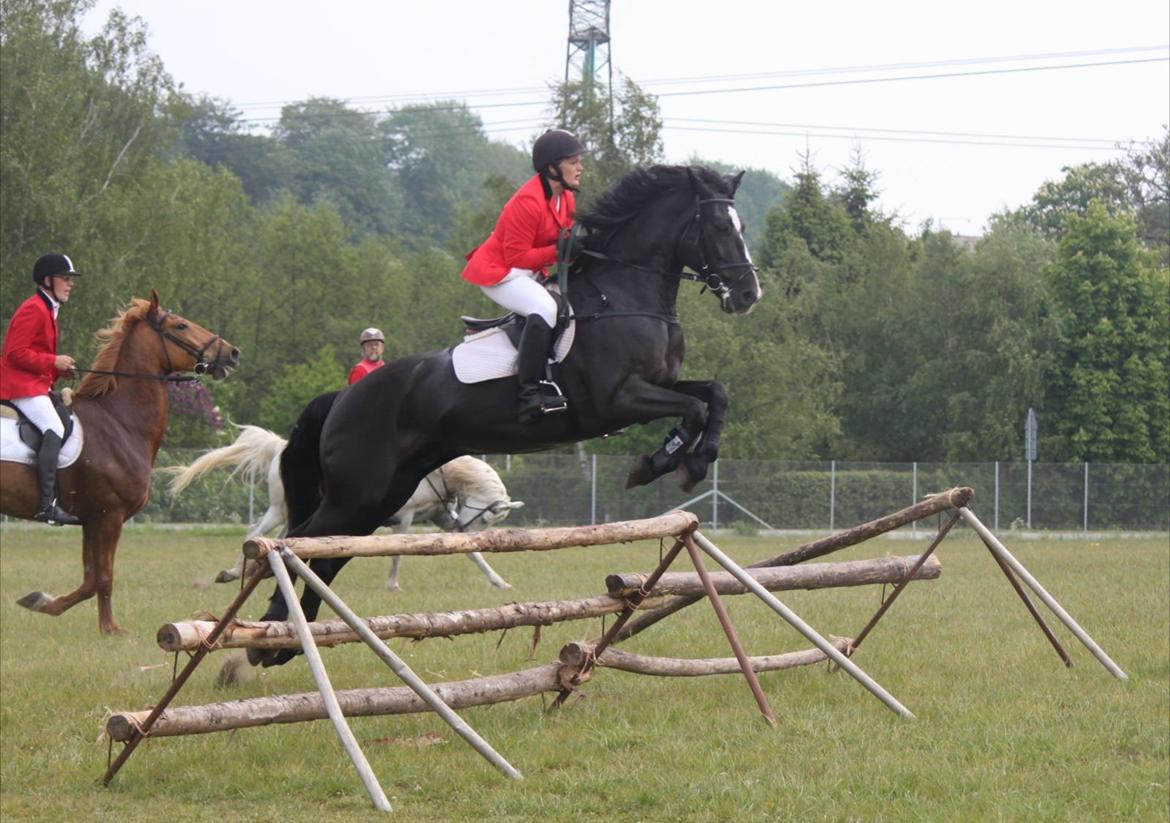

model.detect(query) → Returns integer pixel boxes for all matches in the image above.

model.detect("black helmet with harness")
[32,253,79,286]
[532,129,586,192]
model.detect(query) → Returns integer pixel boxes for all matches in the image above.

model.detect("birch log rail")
[243,511,700,561]
[605,554,941,598]
[106,640,851,741]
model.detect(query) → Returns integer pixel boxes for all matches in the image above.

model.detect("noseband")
[147,310,225,375]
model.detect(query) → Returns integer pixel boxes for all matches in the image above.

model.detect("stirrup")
[538,379,568,414]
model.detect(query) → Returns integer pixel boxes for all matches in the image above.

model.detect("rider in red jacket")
[348,327,386,385]
[0,253,82,524]
[462,128,585,422]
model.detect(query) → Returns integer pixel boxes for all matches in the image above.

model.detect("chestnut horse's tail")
[280,390,341,533]
[167,424,287,494]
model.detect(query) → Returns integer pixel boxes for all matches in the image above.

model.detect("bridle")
[575,193,759,314]
[423,469,505,533]
[73,310,228,383]
[675,195,760,311]
[146,309,227,377]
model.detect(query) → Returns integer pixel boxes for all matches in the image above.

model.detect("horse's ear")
[148,289,161,316]
[728,170,746,195]
[686,166,704,194]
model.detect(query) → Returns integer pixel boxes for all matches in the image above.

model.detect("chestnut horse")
[0,290,238,634]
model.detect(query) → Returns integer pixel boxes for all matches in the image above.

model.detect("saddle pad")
[0,415,84,468]
[451,318,576,384]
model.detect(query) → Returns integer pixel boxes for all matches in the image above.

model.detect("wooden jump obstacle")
[102,487,1127,813]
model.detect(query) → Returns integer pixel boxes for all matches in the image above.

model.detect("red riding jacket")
[347,358,385,385]
[0,291,65,399]
[461,175,575,286]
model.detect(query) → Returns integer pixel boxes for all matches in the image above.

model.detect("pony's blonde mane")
[75,298,153,398]
[441,456,509,501]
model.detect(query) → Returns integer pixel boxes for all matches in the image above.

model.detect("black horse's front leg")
[603,375,708,489]
[255,556,351,667]
[672,379,728,491]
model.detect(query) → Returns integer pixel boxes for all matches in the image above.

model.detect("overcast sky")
[84,0,1169,238]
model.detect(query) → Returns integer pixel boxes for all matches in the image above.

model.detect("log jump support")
[100,486,1126,813]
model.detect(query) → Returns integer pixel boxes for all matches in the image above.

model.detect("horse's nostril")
[229,349,241,363]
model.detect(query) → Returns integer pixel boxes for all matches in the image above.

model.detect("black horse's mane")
[576,165,728,234]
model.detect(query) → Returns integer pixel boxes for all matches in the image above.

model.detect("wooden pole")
[615,487,972,643]
[683,535,776,726]
[279,548,522,780]
[606,554,942,598]
[108,664,565,740]
[267,552,392,813]
[158,594,668,653]
[958,507,1127,680]
[559,638,853,677]
[691,530,916,719]
[244,511,699,561]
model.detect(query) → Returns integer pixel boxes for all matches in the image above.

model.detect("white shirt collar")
[38,287,60,317]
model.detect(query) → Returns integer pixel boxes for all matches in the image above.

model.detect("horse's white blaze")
[728,206,763,304]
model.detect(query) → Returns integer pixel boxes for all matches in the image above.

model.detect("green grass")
[1,522,1167,821]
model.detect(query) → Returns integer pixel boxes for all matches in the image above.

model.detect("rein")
[71,367,199,383]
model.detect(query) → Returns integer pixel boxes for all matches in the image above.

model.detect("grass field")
[1,520,1167,821]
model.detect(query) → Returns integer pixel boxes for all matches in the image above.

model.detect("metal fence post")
[994,461,1000,530]
[912,461,918,536]
[829,460,836,531]
[591,453,597,526]
[1083,461,1089,535]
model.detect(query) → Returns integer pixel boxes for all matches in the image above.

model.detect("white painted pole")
[281,549,523,779]
[958,507,1127,680]
[690,531,916,719]
[267,553,392,813]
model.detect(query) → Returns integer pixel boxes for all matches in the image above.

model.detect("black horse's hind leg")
[672,379,728,492]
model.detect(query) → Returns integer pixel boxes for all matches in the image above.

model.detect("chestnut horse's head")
[143,290,239,379]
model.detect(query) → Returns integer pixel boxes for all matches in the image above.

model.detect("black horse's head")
[678,167,763,314]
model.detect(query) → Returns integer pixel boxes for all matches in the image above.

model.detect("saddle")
[0,390,75,452]
[460,289,571,345]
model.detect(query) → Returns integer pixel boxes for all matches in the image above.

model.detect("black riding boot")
[516,315,566,423]
[33,431,80,526]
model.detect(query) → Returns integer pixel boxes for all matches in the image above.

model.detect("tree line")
[2,0,1166,464]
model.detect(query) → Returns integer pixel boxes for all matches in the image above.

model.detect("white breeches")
[10,395,64,438]
[480,269,558,327]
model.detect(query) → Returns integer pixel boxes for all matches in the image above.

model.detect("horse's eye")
[176,323,188,330]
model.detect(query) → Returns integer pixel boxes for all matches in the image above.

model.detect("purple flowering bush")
[165,379,225,447]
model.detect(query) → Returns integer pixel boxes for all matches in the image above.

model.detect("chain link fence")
[139,449,1168,534]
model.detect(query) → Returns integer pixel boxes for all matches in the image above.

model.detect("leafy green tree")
[1043,201,1169,462]
[381,102,528,243]
[168,94,296,205]
[258,345,346,435]
[273,97,403,236]
[1,0,175,314]
[550,77,664,205]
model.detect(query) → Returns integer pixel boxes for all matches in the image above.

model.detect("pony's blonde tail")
[167,425,287,494]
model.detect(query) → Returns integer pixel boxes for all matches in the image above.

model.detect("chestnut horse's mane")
[75,298,153,398]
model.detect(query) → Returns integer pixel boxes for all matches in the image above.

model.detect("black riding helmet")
[532,129,586,191]
[32,253,79,286]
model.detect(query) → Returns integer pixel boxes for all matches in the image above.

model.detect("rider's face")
[48,274,75,302]
[361,340,384,361]
[557,155,583,189]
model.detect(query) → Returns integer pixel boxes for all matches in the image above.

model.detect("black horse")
[251,165,762,665]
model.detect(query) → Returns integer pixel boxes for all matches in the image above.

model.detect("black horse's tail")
[280,390,341,533]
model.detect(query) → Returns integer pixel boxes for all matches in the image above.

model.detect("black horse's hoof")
[677,454,710,493]
[265,648,302,667]
[246,646,276,667]
[625,454,654,489]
